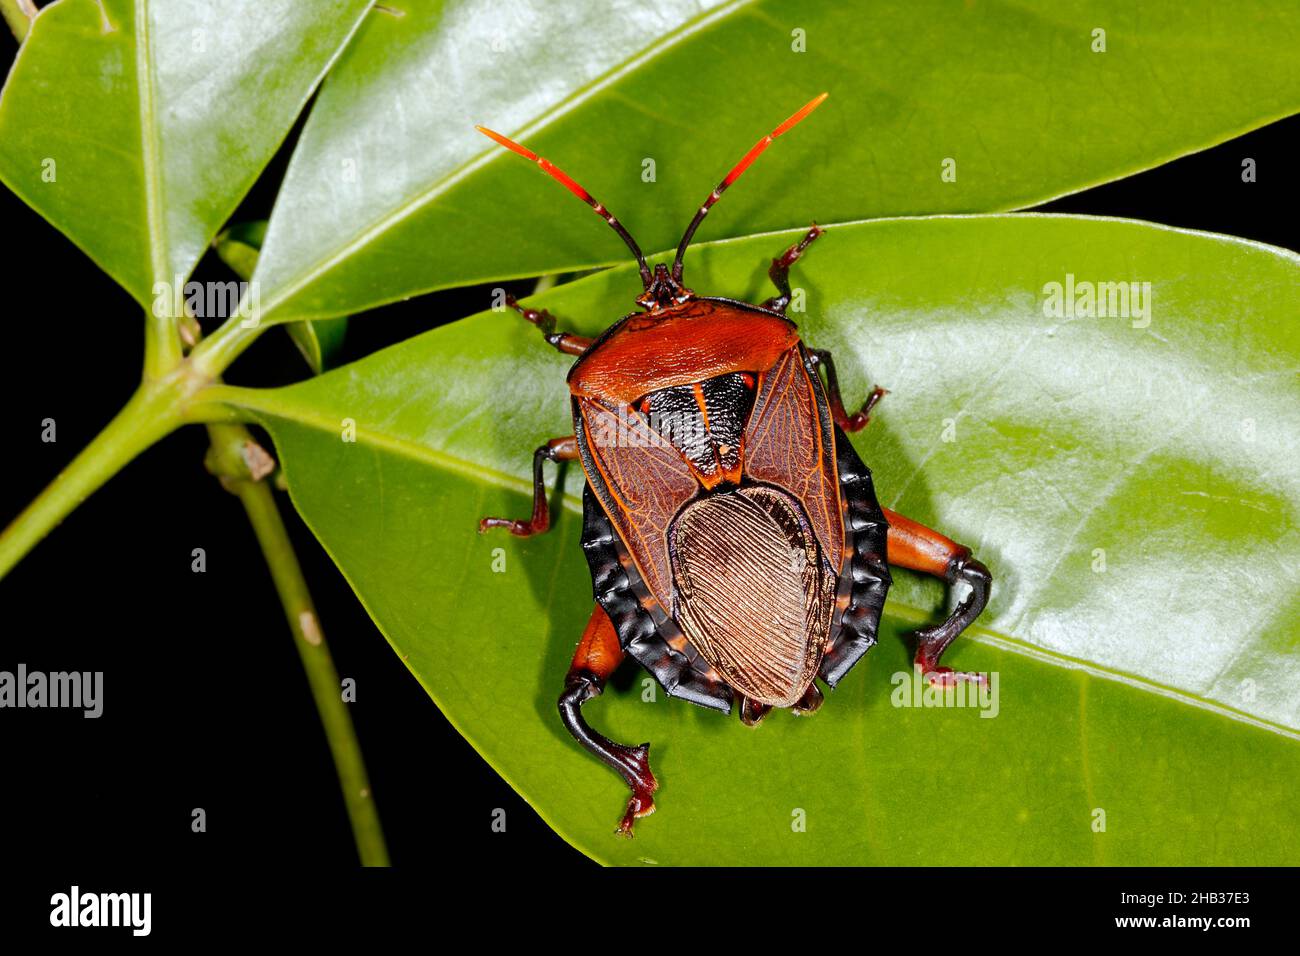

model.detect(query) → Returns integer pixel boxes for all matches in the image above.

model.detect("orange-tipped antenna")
[671,93,828,282]
[476,125,652,288]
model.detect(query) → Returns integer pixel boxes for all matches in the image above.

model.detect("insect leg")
[807,348,887,432]
[558,604,658,836]
[760,223,823,314]
[478,436,578,536]
[504,294,592,356]
[883,508,991,686]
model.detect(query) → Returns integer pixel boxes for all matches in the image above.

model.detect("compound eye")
[637,396,653,415]
[740,372,756,390]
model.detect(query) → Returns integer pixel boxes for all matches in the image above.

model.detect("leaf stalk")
[205,422,390,866]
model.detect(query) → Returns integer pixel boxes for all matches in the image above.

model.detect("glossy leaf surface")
[0,0,373,305]
[245,0,1300,321]
[231,216,1300,864]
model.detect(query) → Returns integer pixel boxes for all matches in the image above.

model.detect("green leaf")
[215,221,347,374]
[0,0,374,307]
[247,0,1300,322]
[286,314,349,377]
[227,215,1300,865]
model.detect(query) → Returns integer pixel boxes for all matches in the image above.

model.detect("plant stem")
[190,313,266,379]
[0,0,35,43]
[0,385,182,580]
[206,423,390,867]
[144,309,184,381]
[0,293,266,581]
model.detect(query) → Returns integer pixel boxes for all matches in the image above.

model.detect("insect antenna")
[670,93,829,283]
[476,125,653,289]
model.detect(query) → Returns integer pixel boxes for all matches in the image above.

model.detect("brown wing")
[670,485,833,707]
[574,341,845,708]
[742,344,845,567]
[574,395,698,613]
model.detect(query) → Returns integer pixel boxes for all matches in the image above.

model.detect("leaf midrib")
[134,0,168,289]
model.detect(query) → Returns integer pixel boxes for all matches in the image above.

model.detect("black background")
[0,24,1296,929]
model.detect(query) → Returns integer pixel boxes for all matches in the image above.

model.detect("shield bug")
[477,94,992,835]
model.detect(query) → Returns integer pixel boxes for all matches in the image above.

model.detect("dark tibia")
[559,673,657,835]
[883,508,991,685]
[505,294,592,356]
[478,435,578,537]
[761,223,823,314]
[558,605,657,836]
[808,348,887,432]
[912,553,991,683]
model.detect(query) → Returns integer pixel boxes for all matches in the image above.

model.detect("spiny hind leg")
[883,508,991,686]
[558,605,658,836]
